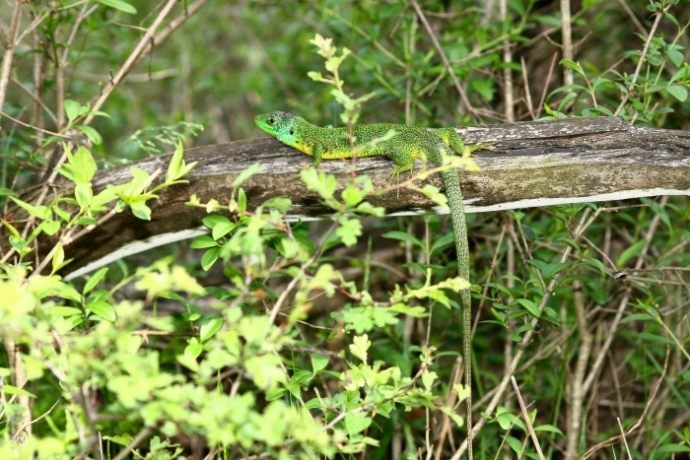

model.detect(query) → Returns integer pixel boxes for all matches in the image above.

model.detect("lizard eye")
[289,128,294,135]
[268,118,275,124]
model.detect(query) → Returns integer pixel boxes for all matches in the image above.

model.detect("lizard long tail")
[440,168,473,459]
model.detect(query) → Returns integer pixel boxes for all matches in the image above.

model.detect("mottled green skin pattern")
[255,111,476,455]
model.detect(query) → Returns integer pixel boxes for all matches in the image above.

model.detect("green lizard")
[255,111,490,457]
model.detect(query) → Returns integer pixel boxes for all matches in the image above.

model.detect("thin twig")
[0,0,24,121]
[85,0,180,124]
[521,56,535,120]
[560,0,573,87]
[410,0,477,120]
[536,53,558,119]
[581,346,669,459]
[112,426,154,460]
[565,279,592,460]
[613,9,665,116]
[500,0,514,122]
[268,222,338,325]
[583,196,668,393]
[511,376,545,460]
[0,111,65,137]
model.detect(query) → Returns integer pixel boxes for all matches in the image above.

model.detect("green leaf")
[75,183,93,209]
[53,282,82,303]
[300,168,337,200]
[263,196,292,212]
[390,303,428,318]
[560,59,585,76]
[665,48,685,67]
[311,354,329,374]
[244,354,283,389]
[163,140,196,185]
[72,146,97,185]
[341,184,364,206]
[51,243,65,273]
[637,332,675,345]
[584,257,608,276]
[619,313,656,324]
[656,444,690,454]
[2,385,37,398]
[469,77,495,101]
[130,201,152,220]
[76,125,102,145]
[40,220,61,236]
[201,247,220,271]
[496,407,519,430]
[506,435,524,454]
[439,405,465,427]
[355,201,384,216]
[190,234,217,249]
[167,140,184,181]
[199,317,223,342]
[541,262,569,279]
[344,412,372,435]
[10,197,51,220]
[515,298,540,318]
[212,221,236,240]
[177,353,200,373]
[533,424,565,435]
[667,84,688,102]
[383,231,423,249]
[349,334,370,363]
[202,215,230,229]
[185,338,204,359]
[421,370,437,390]
[48,306,83,317]
[558,92,578,112]
[526,259,547,270]
[304,398,322,410]
[276,238,298,258]
[336,216,362,247]
[616,239,648,268]
[232,163,263,189]
[237,187,247,212]
[265,388,287,401]
[669,65,689,84]
[64,100,83,124]
[86,301,116,321]
[291,369,312,385]
[96,0,137,14]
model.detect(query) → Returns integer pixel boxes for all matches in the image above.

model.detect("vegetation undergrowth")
[0,0,688,459]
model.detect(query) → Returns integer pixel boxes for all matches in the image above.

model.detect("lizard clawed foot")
[469,141,499,153]
[387,167,416,201]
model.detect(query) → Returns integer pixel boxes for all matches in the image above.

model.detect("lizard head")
[254,111,300,147]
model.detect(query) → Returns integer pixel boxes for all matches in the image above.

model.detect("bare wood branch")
[0,0,24,119]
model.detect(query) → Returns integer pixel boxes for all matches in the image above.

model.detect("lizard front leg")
[300,143,324,170]
[383,147,415,186]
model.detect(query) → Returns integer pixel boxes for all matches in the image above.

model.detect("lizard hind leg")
[384,147,415,198]
[435,127,498,156]
[434,127,467,155]
[385,147,415,176]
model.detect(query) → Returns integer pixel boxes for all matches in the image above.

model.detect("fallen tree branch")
[3,116,690,278]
